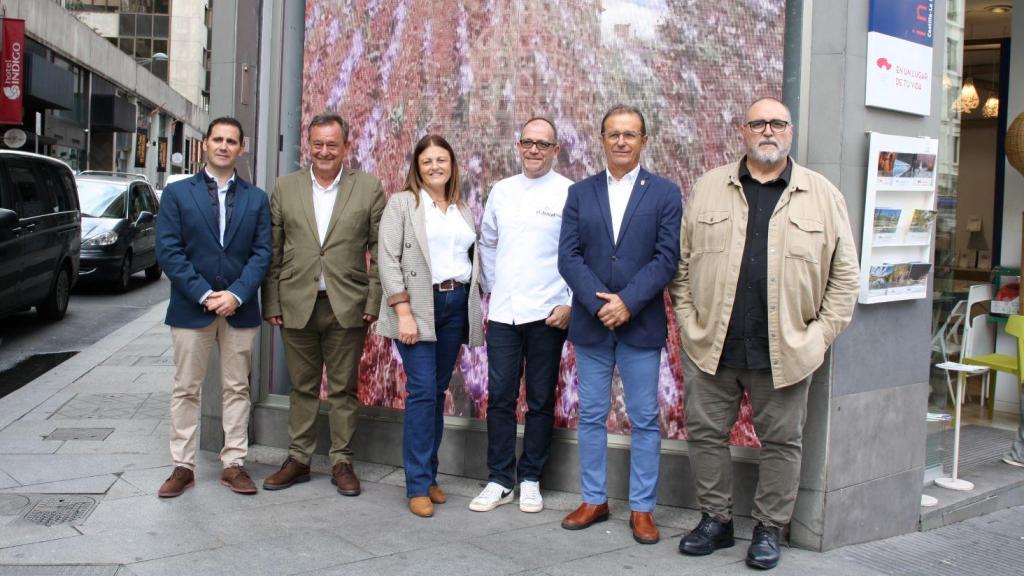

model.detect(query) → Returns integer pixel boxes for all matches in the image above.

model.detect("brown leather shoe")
[561,502,610,530]
[630,511,660,544]
[331,461,361,496]
[409,496,434,517]
[428,484,446,504]
[158,466,194,498]
[262,456,311,490]
[221,465,257,494]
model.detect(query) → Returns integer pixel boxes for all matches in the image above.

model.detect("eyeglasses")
[518,139,556,151]
[602,131,643,143]
[745,119,791,134]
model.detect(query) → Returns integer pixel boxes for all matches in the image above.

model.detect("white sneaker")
[469,482,513,512]
[519,480,543,513]
[1002,454,1024,468]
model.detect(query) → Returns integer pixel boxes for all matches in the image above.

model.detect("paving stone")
[0,565,121,576]
[102,478,147,501]
[55,434,168,456]
[303,542,523,576]
[0,475,118,495]
[468,518,644,571]
[0,439,61,455]
[0,453,169,486]
[128,531,371,576]
[0,521,223,565]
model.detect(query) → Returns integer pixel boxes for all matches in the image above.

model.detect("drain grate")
[22,496,97,527]
[44,428,115,441]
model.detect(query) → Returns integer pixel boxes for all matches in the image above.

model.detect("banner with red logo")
[0,19,25,125]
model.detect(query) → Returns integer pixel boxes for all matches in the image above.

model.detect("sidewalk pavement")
[0,302,1021,576]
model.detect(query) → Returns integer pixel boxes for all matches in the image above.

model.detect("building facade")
[196,0,1024,552]
[1,1,208,184]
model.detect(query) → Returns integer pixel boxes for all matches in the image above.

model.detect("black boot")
[746,522,781,570]
[678,512,735,556]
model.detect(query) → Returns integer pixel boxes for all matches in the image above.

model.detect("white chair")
[934,284,994,491]
[932,298,966,399]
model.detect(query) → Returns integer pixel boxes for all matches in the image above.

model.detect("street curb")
[0,300,168,431]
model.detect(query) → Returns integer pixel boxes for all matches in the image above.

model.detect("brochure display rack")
[859,132,939,304]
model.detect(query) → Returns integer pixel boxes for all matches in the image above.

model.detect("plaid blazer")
[375,191,483,346]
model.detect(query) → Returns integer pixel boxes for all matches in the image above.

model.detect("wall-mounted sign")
[2,127,25,148]
[0,19,25,125]
[865,0,934,116]
[134,129,148,168]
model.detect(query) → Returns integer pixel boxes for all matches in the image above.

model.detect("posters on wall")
[296,0,790,444]
[134,129,148,168]
[865,0,935,116]
[157,137,168,173]
[860,132,938,303]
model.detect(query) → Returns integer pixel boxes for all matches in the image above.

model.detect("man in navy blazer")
[155,117,271,498]
[557,105,682,544]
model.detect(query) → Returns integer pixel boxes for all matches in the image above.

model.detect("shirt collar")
[204,168,236,190]
[739,156,792,186]
[606,163,641,186]
[310,166,343,192]
[523,169,558,186]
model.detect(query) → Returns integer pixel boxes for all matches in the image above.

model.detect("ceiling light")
[960,79,980,113]
[986,5,1012,14]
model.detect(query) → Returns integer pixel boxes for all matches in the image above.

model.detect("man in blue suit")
[558,104,682,544]
[155,117,271,498]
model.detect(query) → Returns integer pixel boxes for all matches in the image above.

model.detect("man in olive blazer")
[261,112,385,496]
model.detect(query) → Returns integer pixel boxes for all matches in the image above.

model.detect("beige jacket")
[261,168,385,329]
[669,160,859,388]
[375,191,484,346]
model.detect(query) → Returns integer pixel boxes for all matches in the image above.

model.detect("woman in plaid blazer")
[376,134,483,518]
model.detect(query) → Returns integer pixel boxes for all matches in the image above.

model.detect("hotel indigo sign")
[865,0,934,116]
[0,19,25,126]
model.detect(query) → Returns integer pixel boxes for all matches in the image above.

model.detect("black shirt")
[719,158,791,370]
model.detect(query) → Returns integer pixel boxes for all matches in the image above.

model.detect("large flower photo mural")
[298,0,787,445]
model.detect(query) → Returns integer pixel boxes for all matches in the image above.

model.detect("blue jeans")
[485,319,567,489]
[574,333,662,512]
[395,285,468,498]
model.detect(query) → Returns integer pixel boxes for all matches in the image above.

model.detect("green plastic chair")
[964,314,1024,387]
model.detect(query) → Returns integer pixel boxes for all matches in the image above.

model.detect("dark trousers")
[395,286,468,498]
[485,319,567,488]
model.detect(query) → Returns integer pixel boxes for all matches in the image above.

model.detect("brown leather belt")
[316,290,329,299]
[432,279,465,292]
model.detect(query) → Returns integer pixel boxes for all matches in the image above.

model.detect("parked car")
[0,151,80,321]
[155,173,192,201]
[76,171,161,291]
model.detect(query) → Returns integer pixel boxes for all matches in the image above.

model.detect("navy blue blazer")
[557,167,682,349]
[156,173,272,329]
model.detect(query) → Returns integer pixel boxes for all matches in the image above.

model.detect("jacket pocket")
[785,215,825,264]
[693,211,730,253]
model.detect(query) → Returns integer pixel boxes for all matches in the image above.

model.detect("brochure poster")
[859,132,938,304]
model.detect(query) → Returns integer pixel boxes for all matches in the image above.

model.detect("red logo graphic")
[876,57,892,70]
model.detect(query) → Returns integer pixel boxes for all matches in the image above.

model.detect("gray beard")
[749,139,790,166]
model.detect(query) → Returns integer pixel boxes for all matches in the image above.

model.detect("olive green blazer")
[261,168,385,329]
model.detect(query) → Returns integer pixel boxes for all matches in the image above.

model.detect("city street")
[0,274,170,376]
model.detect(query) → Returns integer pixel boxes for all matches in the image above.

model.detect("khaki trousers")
[683,354,811,528]
[281,298,367,466]
[170,316,258,469]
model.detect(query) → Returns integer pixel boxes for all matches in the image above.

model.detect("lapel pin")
[640,179,646,186]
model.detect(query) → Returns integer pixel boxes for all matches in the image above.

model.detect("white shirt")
[311,167,343,290]
[480,170,573,325]
[606,163,641,242]
[421,190,475,284]
[200,169,241,306]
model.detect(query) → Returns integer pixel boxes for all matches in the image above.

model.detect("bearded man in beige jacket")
[670,98,859,570]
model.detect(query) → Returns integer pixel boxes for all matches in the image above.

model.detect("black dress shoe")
[678,512,735,556]
[746,522,781,570]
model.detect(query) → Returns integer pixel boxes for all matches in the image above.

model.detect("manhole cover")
[44,428,115,441]
[0,494,30,516]
[22,496,97,527]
